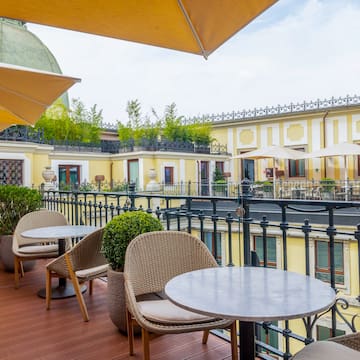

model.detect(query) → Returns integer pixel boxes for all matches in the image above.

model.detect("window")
[315,241,344,285]
[204,232,222,265]
[127,159,139,189]
[164,166,174,185]
[254,236,277,268]
[316,325,345,340]
[0,159,23,185]
[58,165,80,189]
[288,147,305,177]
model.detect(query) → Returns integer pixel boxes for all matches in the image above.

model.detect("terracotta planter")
[107,268,128,334]
[0,235,36,272]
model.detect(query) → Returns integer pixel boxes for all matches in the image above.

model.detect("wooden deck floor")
[0,260,233,360]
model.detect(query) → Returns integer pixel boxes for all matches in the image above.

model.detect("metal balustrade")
[41,182,360,359]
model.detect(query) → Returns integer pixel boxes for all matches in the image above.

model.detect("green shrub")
[102,211,163,271]
[262,181,273,192]
[320,178,336,192]
[0,185,42,235]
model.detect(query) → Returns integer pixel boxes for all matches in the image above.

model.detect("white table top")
[21,225,98,240]
[165,266,336,322]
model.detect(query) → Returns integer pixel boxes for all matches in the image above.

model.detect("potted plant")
[320,177,336,200]
[0,185,42,271]
[262,181,273,198]
[212,168,227,196]
[102,210,163,333]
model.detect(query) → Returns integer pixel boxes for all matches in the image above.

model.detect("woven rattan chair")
[13,210,68,288]
[328,332,360,352]
[291,333,360,359]
[46,227,108,321]
[124,230,238,360]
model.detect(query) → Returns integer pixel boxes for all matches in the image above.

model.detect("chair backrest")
[124,230,218,296]
[68,227,107,271]
[13,210,68,249]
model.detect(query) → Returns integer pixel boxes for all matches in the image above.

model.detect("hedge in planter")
[0,185,42,271]
[102,210,163,333]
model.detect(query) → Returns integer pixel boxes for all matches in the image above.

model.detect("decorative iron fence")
[41,182,360,359]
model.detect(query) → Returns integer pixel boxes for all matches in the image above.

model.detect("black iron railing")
[0,126,228,155]
[41,181,360,359]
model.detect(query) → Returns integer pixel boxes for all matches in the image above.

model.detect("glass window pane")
[316,241,328,269]
[255,236,276,267]
[334,243,344,271]
[69,166,79,185]
[58,167,66,185]
[298,159,305,176]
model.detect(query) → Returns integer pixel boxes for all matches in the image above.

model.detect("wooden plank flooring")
[0,260,233,360]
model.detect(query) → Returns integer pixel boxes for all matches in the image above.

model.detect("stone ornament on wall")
[237,126,256,148]
[284,120,307,145]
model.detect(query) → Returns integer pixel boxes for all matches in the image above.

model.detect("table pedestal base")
[37,283,87,299]
[240,321,255,360]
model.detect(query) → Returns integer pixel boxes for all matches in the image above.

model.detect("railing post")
[354,224,360,302]
[73,185,79,225]
[128,182,136,211]
[241,178,252,266]
[226,212,234,266]
[326,207,337,335]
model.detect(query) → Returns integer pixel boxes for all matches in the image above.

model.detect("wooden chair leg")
[89,279,93,295]
[14,256,20,289]
[142,328,150,360]
[202,330,210,344]
[230,321,239,360]
[20,261,25,277]
[46,268,52,310]
[65,254,89,322]
[127,309,134,356]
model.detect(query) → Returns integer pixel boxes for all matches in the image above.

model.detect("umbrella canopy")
[233,145,306,160]
[304,142,360,200]
[0,0,277,58]
[303,142,360,159]
[0,62,80,130]
[233,145,305,198]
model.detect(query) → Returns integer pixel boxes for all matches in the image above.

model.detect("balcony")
[2,184,359,359]
[0,126,229,155]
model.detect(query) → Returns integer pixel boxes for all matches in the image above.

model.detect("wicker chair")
[291,333,360,359]
[124,231,238,360]
[45,227,108,322]
[13,210,68,288]
[328,332,360,352]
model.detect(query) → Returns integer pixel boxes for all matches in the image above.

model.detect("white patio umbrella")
[303,142,360,200]
[0,62,80,130]
[233,145,305,198]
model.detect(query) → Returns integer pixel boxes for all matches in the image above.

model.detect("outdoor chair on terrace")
[13,210,68,289]
[124,230,238,360]
[46,227,108,321]
[291,332,360,359]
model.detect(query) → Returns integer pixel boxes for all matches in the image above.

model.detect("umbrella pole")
[273,159,276,199]
[345,156,348,201]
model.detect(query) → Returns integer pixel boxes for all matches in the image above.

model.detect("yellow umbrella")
[0,62,80,130]
[0,0,278,58]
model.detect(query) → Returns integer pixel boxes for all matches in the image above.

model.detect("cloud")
[27,0,360,124]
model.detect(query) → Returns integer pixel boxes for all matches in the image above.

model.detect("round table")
[22,225,98,299]
[165,266,336,360]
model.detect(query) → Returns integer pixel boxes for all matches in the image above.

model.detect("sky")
[27,0,360,126]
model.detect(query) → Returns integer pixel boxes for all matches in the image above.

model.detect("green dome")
[0,17,69,107]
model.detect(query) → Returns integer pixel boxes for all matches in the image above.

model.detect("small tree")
[34,98,101,143]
